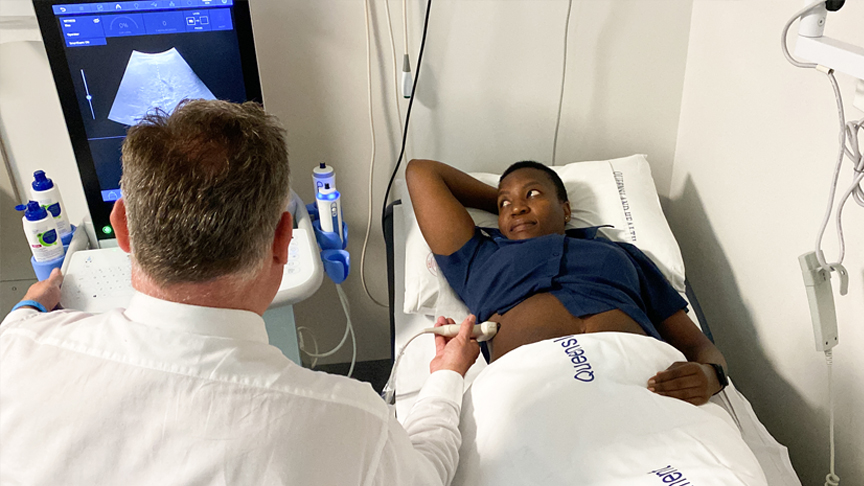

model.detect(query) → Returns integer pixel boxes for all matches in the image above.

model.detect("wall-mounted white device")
[798,251,847,351]
[795,0,864,111]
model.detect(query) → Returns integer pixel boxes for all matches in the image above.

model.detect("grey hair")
[120,99,290,285]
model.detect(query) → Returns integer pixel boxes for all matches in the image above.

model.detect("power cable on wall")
[551,0,574,166]
[382,0,433,230]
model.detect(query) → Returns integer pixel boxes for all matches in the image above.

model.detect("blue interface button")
[99,3,125,12]
[200,0,231,5]
[181,0,200,6]
[101,189,123,202]
[209,7,231,30]
[143,11,185,33]
[184,10,211,31]
[53,4,92,14]
[104,13,146,36]
[60,16,106,39]
[67,37,108,47]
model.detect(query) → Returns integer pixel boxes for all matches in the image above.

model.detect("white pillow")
[398,154,686,316]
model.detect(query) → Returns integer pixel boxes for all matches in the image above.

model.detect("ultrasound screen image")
[54,4,247,196]
[108,48,216,126]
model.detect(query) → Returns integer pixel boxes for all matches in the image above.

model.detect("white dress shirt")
[0,293,464,486]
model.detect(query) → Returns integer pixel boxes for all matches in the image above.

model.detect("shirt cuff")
[417,370,464,405]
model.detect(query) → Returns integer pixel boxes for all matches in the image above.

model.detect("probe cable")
[298,283,357,378]
[381,0,433,231]
[381,330,426,406]
[381,321,497,406]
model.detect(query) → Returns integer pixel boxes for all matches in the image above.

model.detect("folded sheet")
[453,332,768,486]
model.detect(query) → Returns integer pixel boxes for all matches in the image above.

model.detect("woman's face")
[497,168,571,240]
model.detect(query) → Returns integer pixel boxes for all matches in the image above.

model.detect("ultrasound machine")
[30,0,321,362]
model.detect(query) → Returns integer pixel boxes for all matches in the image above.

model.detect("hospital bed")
[384,154,801,486]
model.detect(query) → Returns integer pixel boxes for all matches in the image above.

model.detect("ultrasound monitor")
[33,0,262,245]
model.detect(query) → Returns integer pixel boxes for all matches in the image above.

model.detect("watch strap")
[708,363,728,395]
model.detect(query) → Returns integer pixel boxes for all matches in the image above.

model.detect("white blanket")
[453,333,768,486]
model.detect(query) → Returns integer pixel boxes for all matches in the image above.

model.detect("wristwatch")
[708,363,728,395]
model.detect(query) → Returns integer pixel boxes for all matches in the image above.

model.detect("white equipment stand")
[59,189,323,364]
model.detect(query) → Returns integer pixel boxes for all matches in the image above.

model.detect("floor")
[315,359,393,394]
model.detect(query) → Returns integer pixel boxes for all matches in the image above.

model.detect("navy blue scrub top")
[435,227,687,342]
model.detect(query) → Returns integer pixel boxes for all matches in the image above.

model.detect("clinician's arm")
[405,159,498,256]
[4,268,63,317]
[371,315,480,485]
[649,310,728,406]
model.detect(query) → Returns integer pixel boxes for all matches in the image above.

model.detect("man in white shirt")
[0,100,480,485]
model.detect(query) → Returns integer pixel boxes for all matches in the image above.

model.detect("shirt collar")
[479,225,612,241]
[124,292,269,344]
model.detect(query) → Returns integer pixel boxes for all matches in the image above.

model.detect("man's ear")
[272,211,293,265]
[110,198,131,253]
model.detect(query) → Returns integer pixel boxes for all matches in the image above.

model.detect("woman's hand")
[647,361,722,406]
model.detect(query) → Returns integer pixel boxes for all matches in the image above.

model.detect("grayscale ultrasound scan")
[108,48,215,126]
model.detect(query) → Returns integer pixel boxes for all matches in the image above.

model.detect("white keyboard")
[59,228,320,312]
[272,228,321,306]
[60,248,134,313]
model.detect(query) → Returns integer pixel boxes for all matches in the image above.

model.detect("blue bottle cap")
[16,200,48,221]
[32,170,55,191]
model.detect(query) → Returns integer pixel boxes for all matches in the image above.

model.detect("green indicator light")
[102,225,114,235]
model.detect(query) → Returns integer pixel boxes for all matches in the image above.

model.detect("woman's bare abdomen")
[487,293,646,362]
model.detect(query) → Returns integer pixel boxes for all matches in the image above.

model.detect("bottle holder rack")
[305,203,350,284]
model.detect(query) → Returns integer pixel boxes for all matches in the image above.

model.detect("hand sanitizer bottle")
[31,170,71,237]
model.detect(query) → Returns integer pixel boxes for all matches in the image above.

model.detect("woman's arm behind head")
[405,159,498,256]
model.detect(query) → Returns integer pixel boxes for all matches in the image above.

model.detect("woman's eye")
[500,200,511,207]
[527,189,540,198]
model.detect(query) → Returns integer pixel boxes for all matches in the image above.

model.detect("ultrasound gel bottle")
[16,201,65,262]
[30,170,71,238]
[312,163,335,196]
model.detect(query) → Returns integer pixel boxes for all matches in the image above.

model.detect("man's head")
[497,161,571,240]
[116,100,290,287]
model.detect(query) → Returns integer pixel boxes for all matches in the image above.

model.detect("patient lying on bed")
[406,159,727,406]
[406,159,768,485]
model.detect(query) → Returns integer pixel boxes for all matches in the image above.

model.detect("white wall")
[250,0,693,364]
[670,1,864,482]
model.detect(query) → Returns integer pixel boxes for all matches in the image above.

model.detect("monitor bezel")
[32,0,263,241]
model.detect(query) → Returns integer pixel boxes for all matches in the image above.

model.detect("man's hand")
[429,314,480,377]
[20,268,64,311]
[647,361,721,406]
